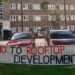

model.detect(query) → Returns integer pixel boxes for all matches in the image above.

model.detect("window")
[17,3,21,10]
[59,4,69,10]
[66,15,70,21]
[48,15,52,21]
[60,15,65,21]
[48,15,56,21]
[23,15,29,21]
[10,15,16,21]
[18,16,21,21]
[59,4,64,10]
[17,3,29,10]
[70,15,75,20]
[70,25,75,31]
[70,5,75,10]
[66,5,69,10]
[48,4,55,10]
[23,4,29,10]
[52,15,56,21]
[11,33,32,40]
[60,26,68,30]
[51,31,74,39]
[10,3,16,10]
[11,27,16,32]
[32,4,40,10]
[33,15,41,21]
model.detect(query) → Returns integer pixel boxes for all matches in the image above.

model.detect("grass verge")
[0,64,75,75]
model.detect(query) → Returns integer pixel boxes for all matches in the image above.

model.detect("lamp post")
[16,0,18,32]
[64,0,67,26]
[21,0,23,32]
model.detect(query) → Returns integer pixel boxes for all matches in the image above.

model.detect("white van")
[49,30,75,45]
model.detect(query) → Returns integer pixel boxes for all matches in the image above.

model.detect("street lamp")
[64,0,67,26]
[21,0,23,32]
[16,0,18,32]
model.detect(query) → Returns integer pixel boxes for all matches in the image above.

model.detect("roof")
[49,29,70,33]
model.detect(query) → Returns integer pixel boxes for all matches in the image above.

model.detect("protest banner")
[0,45,75,65]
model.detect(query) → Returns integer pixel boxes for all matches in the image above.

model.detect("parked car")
[49,30,75,45]
[7,32,33,47]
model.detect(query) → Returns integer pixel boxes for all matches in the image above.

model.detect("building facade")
[0,2,10,30]
[7,0,75,32]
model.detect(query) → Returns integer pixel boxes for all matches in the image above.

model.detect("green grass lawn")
[0,64,75,75]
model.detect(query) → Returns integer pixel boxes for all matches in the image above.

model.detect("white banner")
[0,45,75,65]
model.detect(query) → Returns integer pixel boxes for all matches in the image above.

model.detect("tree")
[0,0,2,5]
[2,0,9,2]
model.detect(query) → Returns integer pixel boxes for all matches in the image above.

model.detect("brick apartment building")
[6,0,75,32]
